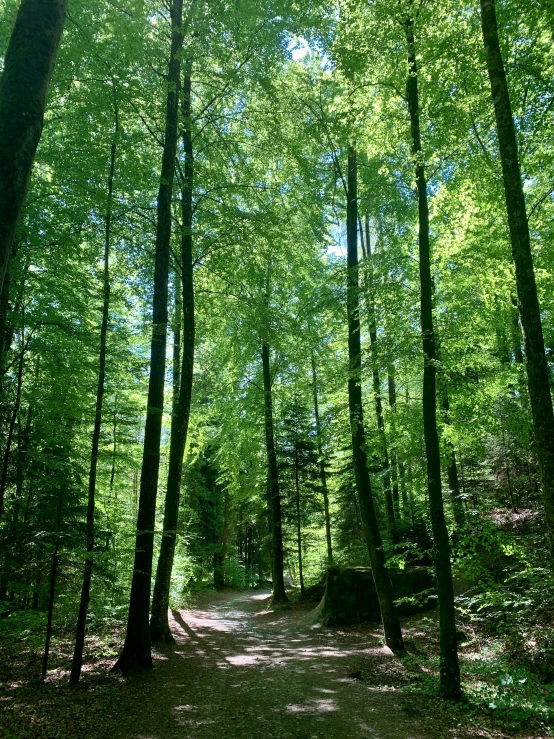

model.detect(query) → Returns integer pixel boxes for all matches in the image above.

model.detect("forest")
[1,0,554,737]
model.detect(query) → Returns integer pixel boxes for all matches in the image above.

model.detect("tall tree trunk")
[0,268,10,375]
[70,96,119,685]
[405,14,460,699]
[0,0,68,298]
[14,402,33,523]
[399,459,409,514]
[294,440,305,595]
[501,424,518,512]
[217,492,230,588]
[0,333,24,521]
[109,395,117,496]
[114,0,184,672]
[42,485,63,677]
[345,147,404,653]
[480,0,554,561]
[150,67,195,644]
[172,278,182,411]
[440,391,465,528]
[360,215,397,542]
[510,297,524,364]
[387,364,402,518]
[261,340,288,606]
[311,355,333,565]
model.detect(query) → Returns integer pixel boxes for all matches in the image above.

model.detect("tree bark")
[13,402,33,523]
[114,0,184,672]
[0,333,24,521]
[70,95,119,685]
[480,0,554,561]
[150,67,196,644]
[311,355,333,565]
[261,340,288,606]
[0,268,11,375]
[109,396,117,496]
[405,14,460,699]
[360,215,397,541]
[510,297,523,364]
[42,485,63,677]
[294,439,305,594]
[345,146,404,653]
[387,364,402,518]
[441,391,465,528]
[215,492,229,589]
[172,278,182,410]
[0,0,68,298]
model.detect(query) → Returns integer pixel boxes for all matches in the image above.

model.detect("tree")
[277,392,321,594]
[346,147,404,654]
[360,212,397,542]
[150,64,196,643]
[70,87,119,685]
[0,0,68,306]
[311,355,333,565]
[404,4,460,699]
[114,0,184,673]
[261,337,289,606]
[480,0,554,564]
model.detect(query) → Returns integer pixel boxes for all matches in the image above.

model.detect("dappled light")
[88,591,446,738]
[1,0,554,736]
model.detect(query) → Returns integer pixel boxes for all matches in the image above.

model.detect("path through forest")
[114,590,473,739]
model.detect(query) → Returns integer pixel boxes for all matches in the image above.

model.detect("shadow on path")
[121,591,466,739]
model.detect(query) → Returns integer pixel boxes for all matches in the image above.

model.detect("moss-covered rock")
[314,566,435,626]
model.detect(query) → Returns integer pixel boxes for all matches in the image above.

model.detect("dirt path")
[113,590,470,739]
[3,589,521,738]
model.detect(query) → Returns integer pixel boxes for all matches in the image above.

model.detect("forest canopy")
[1,0,554,734]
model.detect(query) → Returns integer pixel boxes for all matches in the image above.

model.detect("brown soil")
[0,590,539,738]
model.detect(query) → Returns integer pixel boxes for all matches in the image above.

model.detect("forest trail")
[115,590,468,739]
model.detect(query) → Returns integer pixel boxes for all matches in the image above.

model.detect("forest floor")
[0,589,547,739]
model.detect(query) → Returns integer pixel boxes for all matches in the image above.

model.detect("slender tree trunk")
[261,340,288,606]
[387,364,401,518]
[311,355,333,565]
[441,391,465,528]
[0,334,24,521]
[0,268,10,374]
[14,403,32,523]
[501,424,518,512]
[360,215,397,542]
[0,0,68,298]
[405,14,460,699]
[480,0,554,561]
[150,67,195,644]
[220,492,230,586]
[70,98,119,685]
[399,459,409,513]
[294,441,305,595]
[42,485,63,677]
[172,279,182,411]
[114,0,184,672]
[345,147,404,653]
[109,395,117,496]
[510,297,524,364]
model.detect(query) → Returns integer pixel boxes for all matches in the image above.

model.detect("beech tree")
[114,0,184,672]
[404,3,460,699]
[0,0,68,314]
[346,147,404,654]
[480,0,554,565]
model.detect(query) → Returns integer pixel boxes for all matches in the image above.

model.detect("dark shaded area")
[314,566,435,627]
